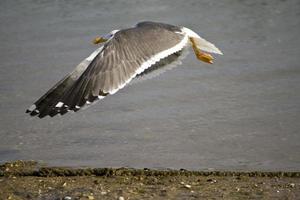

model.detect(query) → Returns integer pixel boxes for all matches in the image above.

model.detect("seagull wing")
[27,24,187,118]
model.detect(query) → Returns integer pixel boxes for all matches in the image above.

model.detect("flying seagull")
[26,21,223,118]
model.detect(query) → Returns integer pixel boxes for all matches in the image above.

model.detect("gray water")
[0,0,300,171]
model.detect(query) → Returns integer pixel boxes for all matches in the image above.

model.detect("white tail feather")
[181,27,223,55]
[192,36,223,55]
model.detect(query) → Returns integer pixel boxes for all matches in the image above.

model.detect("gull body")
[26,21,222,118]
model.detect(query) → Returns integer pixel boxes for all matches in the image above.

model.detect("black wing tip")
[25,103,78,119]
[26,109,62,119]
[26,104,40,117]
[25,103,54,118]
[26,109,44,118]
[26,94,107,118]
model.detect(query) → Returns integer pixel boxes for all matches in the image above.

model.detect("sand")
[1,161,299,199]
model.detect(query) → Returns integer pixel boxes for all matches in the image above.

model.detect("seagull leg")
[189,37,214,64]
[92,36,107,44]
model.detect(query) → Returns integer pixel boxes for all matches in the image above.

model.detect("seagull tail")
[191,36,223,55]
[26,47,103,118]
[181,27,223,55]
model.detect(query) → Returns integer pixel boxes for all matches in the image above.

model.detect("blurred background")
[0,0,299,171]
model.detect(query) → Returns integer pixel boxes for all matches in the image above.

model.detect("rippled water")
[0,0,300,170]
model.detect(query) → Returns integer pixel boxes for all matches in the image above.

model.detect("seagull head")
[93,29,120,44]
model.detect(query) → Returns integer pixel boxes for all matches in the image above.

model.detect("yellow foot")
[196,52,214,64]
[92,36,107,44]
[190,37,214,64]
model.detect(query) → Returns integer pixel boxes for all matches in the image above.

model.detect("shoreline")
[1,160,300,178]
[1,161,299,199]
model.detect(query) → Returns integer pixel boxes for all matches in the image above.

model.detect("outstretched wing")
[27,23,188,118]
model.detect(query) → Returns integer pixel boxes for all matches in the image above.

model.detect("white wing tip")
[27,104,36,112]
[55,102,64,108]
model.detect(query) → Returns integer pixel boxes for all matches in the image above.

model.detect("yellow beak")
[92,37,108,44]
